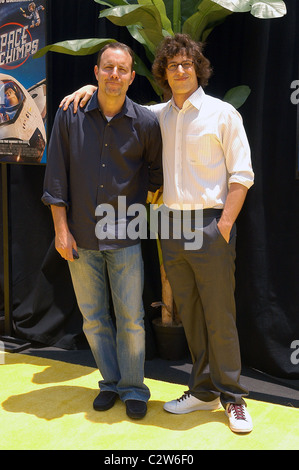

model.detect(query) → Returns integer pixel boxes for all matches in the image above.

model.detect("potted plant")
[148,188,189,360]
[35,0,286,359]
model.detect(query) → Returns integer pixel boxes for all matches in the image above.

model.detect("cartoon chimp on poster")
[0,1,47,163]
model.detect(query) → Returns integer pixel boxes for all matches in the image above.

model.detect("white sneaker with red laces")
[225,403,253,433]
[163,392,221,414]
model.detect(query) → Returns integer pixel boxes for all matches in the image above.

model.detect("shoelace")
[228,404,247,420]
[177,391,191,402]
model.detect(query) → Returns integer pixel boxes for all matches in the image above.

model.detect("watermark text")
[290,340,299,365]
[290,80,299,104]
[95,196,204,250]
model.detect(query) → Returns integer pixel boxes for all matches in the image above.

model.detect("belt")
[167,208,222,219]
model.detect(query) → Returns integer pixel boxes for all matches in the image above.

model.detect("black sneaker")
[125,399,147,419]
[93,391,118,411]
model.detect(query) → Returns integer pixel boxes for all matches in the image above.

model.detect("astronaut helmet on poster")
[0,73,46,162]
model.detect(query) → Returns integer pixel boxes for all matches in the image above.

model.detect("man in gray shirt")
[43,43,162,419]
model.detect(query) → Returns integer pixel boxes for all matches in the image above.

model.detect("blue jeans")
[68,243,150,402]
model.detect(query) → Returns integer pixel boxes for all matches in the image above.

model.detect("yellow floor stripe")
[0,353,298,450]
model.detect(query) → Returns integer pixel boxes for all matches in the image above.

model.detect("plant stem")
[173,0,181,33]
[160,263,173,324]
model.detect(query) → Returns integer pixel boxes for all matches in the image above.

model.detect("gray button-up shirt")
[42,91,163,250]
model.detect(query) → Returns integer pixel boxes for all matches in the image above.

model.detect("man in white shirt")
[60,33,254,433]
[151,34,254,434]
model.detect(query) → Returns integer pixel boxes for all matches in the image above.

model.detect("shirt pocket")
[186,133,212,166]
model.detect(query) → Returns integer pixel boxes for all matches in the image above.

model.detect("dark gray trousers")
[160,210,248,407]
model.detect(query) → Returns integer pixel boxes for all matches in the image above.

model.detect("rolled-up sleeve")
[41,107,70,208]
[221,107,254,189]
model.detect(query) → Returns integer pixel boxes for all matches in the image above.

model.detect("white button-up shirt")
[148,87,254,209]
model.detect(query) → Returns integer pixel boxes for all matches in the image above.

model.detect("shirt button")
[102,163,105,167]
[100,184,104,188]
[105,143,108,147]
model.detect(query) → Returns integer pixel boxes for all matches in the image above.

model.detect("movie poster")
[0,0,47,164]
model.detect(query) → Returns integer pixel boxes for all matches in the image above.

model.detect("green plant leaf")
[153,0,173,34]
[223,85,251,109]
[99,4,165,53]
[183,0,233,42]
[181,0,202,24]
[210,0,286,18]
[209,0,251,12]
[33,38,117,59]
[94,0,129,7]
[99,4,162,31]
[136,27,165,55]
[162,0,202,31]
[33,36,163,98]
[133,53,164,97]
[126,24,156,61]
[137,0,173,34]
[250,0,287,18]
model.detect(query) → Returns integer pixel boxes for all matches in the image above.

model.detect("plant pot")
[152,317,189,360]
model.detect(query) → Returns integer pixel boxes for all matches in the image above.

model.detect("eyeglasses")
[166,60,194,72]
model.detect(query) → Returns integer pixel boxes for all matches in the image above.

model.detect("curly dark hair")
[152,33,212,93]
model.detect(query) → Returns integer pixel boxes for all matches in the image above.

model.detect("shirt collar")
[187,86,205,110]
[169,86,205,111]
[85,91,137,119]
[85,90,99,113]
[121,96,137,119]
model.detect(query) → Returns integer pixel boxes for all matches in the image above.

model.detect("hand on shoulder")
[59,85,97,113]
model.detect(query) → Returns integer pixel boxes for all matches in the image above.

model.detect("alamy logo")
[290,340,299,365]
[95,196,204,250]
[290,80,299,104]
